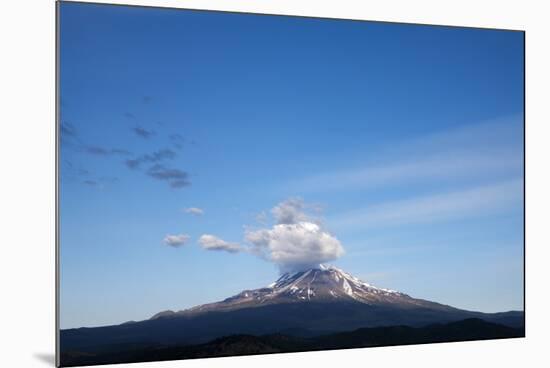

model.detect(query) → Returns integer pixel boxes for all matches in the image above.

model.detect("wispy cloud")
[83,145,131,157]
[147,164,190,188]
[123,147,190,189]
[287,117,523,194]
[125,149,176,169]
[132,126,156,139]
[184,207,204,216]
[198,234,242,253]
[163,233,191,247]
[329,179,523,230]
[60,123,130,188]
[60,120,131,159]
[63,160,106,188]
[289,154,522,194]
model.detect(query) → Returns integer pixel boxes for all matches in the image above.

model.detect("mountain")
[151,266,458,319]
[60,266,524,363]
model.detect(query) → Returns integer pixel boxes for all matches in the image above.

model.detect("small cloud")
[125,149,176,170]
[84,146,131,156]
[124,112,135,119]
[132,126,156,139]
[199,234,242,253]
[164,233,191,247]
[184,207,204,216]
[142,96,152,104]
[147,164,191,189]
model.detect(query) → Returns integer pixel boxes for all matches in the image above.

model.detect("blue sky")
[59,2,524,329]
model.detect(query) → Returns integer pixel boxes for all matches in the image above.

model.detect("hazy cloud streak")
[329,179,523,230]
[287,117,523,194]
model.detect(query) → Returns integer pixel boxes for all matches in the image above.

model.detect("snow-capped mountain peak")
[149,265,458,319]
[267,265,404,302]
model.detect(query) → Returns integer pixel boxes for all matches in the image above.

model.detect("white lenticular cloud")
[246,198,345,272]
[163,233,190,247]
[184,207,204,216]
[199,234,242,253]
[246,222,344,273]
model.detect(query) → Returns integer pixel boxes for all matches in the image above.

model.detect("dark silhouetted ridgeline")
[61,318,524,366]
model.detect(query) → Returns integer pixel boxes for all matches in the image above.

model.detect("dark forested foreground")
[61,318,524,366]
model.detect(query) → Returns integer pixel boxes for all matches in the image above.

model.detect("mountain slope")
[152,266,456,319]
[61,266,524,355]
